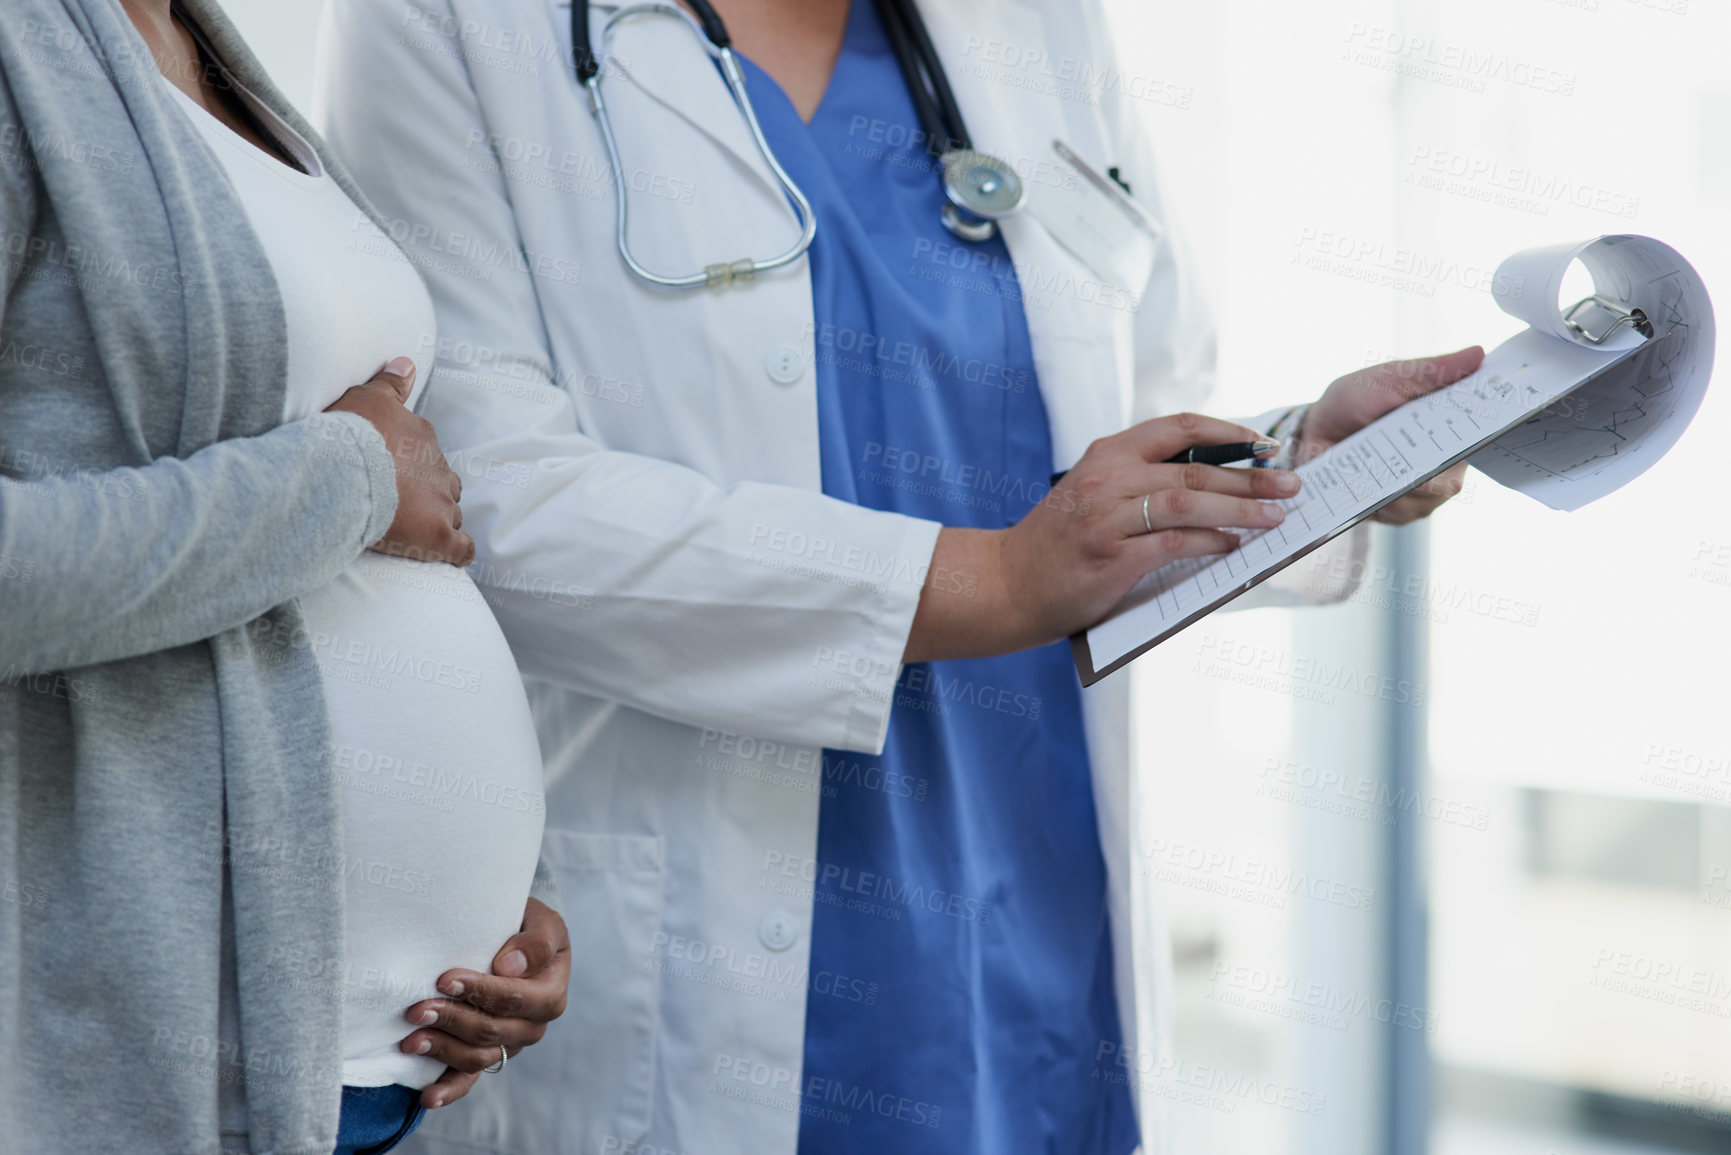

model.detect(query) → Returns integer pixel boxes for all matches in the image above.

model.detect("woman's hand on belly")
[396,897,572,1109]
[326,356,476,568]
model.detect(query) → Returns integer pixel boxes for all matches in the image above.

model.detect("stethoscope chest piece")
[939,149,1024,242]
[941,150,1025,219]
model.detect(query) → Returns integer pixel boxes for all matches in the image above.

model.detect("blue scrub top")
[738,5,1139,1154]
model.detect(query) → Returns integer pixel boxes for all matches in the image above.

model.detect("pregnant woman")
[0,2,566,1153]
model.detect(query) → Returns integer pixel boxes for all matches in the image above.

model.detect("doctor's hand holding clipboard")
[907,344,1484,664]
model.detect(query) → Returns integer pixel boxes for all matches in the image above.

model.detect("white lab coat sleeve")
[312,0,940,755]
[1090,18,1367,609]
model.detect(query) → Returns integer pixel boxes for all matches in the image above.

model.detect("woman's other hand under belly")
[395,897,572,1111]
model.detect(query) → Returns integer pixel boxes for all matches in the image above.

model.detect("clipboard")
[1071,332,1650,686]
[1071,234,1714,686]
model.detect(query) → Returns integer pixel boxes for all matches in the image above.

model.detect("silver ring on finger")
[483,1045,507,1074]
[1142,492,1154,535]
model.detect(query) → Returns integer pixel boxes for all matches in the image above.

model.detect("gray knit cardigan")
[0,2,551,1152]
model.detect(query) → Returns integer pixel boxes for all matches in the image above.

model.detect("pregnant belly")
[300,551,547,1088]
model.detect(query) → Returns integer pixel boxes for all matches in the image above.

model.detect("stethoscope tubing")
[584,3,818,289]
[571,0,1013,289]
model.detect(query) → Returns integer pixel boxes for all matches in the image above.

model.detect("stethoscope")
[570,0,1029,290]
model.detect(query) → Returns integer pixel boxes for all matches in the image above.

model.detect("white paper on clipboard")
[1073,234,1715,686]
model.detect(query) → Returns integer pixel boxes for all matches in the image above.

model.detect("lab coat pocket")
[544,828,666,1147]
[1024,143,1163,299]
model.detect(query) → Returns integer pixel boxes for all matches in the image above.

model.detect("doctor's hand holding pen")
[904,347,1486,663]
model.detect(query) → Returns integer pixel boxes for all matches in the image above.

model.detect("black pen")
[1049,439,1280,486]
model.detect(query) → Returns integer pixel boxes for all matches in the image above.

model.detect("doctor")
[316,1,1479,1152]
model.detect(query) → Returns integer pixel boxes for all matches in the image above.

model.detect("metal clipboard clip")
[1563,294,1655,344]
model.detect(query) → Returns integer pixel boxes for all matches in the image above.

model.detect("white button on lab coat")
[764,346,804,385]
[315,2,1363,1152]
[758,910,799,952]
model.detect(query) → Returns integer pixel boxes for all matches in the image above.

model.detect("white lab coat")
[315,2,1362,1152]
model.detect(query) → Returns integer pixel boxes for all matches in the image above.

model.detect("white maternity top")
[165,79,547,1088]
